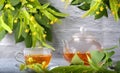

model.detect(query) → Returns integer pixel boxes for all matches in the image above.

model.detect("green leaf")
[118,8,120,18]
[21,0,27,5]
[3,10,13,30]
[0,30,6,41]
[71,0,84,5]
[10,0,20,6]
[42,3,50,9]
[82,0,102,18]
[42,42,55,50]
[31,64,44,73]
[20,9,30,25]
[18,18,24,39]
[115,61,120,72]
[32,35,37,48]
[104,51,115,61]
[78,3,90,11]
[103,46,118,51]
[50,65,94,73]
[34,14,51,28]
[20,64,26,71]
[70,53,84,65]
[0,0,5,5]
[44,27,52,41]
[47,8,68,17]
[0,4,4,10]
[87,55,100,70]
[43,10,57,21]
[25,34,32,48]
[109,0,119,21]
[0,16,12,33]
[22,28,29,38]
[14,22,24,43]
[95,4,108,19]
[90,50,105,64]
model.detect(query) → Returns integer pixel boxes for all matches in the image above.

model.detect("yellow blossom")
[100,6,104,11]
[43,34,46,38]
[5,4,11,9]
[50,19,58,25]
[118,4,120,7]
[50,21,54,25]
[25,29,29,33]
[30,16,34,21]
[42,61,46,69]
[8,31,13,34]
[14,19,18,23]
[54,18,58,23]
[96,11,100,15]
[32,32,37,36]
[112,11,115,15]
[27,57,34,63]
[29,0,34,2]
[33,25,37,28]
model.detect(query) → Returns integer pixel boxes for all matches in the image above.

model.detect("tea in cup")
[15,47,52,68]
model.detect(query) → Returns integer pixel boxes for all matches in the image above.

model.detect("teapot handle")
[62,40,70,52]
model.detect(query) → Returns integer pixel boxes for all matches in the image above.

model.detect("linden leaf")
[70,53,84,65]
[20,64,26,71]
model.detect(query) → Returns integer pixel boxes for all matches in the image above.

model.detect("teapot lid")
[72,26,95,41]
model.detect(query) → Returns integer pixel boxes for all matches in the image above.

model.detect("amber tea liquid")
[63,52,90,65]
[25,54,51,67]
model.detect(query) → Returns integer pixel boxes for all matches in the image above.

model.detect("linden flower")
[25,29,29,33]
[8,31,13,34]
[50,21,54,25]
[29,0,34,2]
[100,6,104,11]
[33,24,37,28]
[112,11,115,15]
[96,11,100,15]
[32,32,37,36]
[27,57,34,63]
[5,4,11,9]
[42,61,47,69]
[5,4,15,10]
[118,4,120,7]
[43,34,46,38]
[54,18,58,23]
[30,16,34,21]
[50,18,58,25]
[14,19,18,23]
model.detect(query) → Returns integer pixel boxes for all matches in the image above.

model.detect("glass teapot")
[63,27,102,65]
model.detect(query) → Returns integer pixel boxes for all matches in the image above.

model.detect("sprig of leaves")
[63,0,120,21]
[0,0,68,49]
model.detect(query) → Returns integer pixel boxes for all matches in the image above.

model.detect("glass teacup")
[15,47,52,68]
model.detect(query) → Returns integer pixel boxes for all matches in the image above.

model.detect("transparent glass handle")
[62,40,70,52]
[15,51,25,64]
[91,40,102,50]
